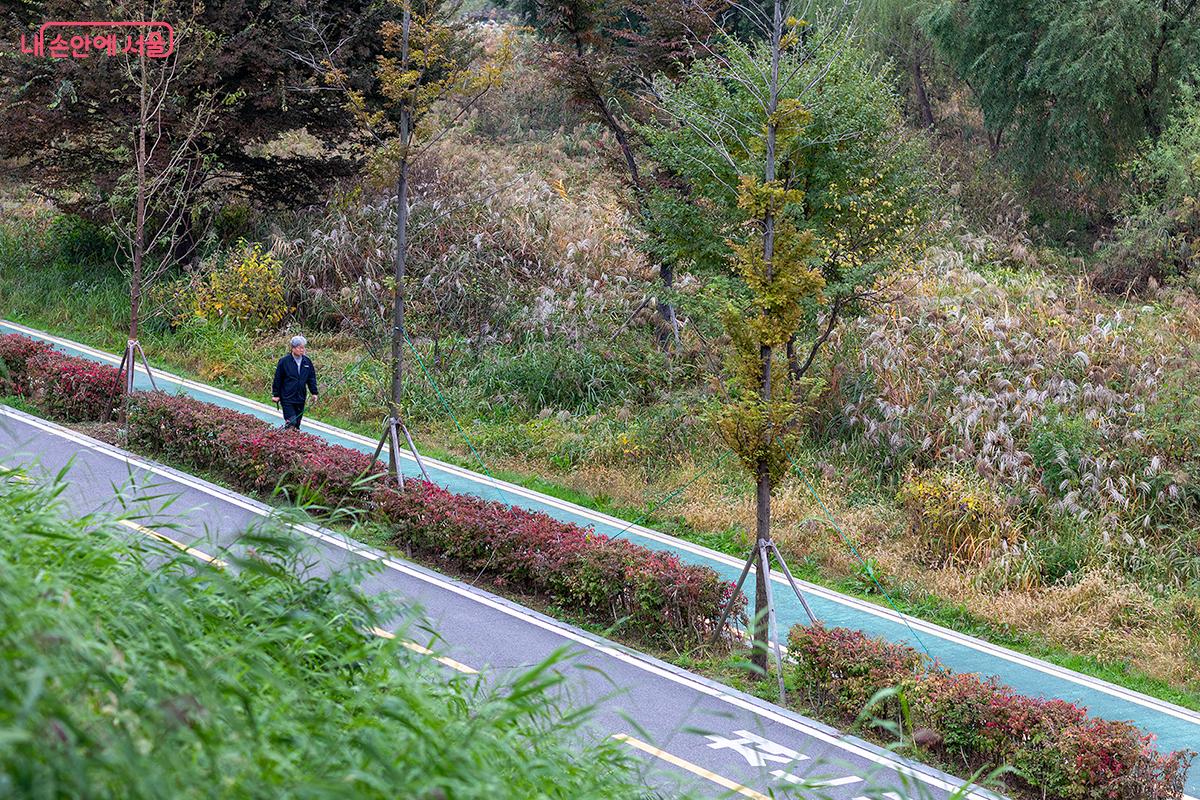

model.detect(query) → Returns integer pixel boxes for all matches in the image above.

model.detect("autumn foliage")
[788,624,1195,800]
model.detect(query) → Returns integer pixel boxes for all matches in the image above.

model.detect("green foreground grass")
[0,466,665,799]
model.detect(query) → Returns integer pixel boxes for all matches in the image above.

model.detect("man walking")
[272,335,319,429]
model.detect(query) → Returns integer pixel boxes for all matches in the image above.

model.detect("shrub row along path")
[0,403,990,800]
[3,319,1197,797]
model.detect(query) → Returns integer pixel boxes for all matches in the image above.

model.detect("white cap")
[290,335,307,348]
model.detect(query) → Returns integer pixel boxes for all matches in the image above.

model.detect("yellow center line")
[367,626,479,675]
[4,464,224,572]
[118,517,478,675]
[114,512,480,676]
[117,519,230,569]
[611,733,772,800]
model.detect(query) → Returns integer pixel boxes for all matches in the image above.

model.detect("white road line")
[5,319,1198,727]
[0,404,999,800]
[613,734,772,800]
[771,770,863,787]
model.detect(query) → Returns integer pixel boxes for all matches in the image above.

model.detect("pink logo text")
[20,21,176,59]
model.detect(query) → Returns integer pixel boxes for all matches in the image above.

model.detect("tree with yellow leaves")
[641,2,929,683]
[289,0,512,480]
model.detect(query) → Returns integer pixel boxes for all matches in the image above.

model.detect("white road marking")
[0,404,1001,800]
[613,733,772,800]
[706,729,809,767]
[5,318,1197,728]
[772,770,863,787]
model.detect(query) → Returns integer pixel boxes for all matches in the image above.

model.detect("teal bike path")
[3,319,1196,793]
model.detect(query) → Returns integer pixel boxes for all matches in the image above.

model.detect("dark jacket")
[273,354,318,404]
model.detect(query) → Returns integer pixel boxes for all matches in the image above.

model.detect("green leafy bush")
[157,239,292,331]
[1093,81,1200,294]
[1029,411,1098,498]
[474,342,664,414]
[896,468,1019,567]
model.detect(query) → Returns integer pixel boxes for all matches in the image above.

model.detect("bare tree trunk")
[568,28,677,352]
[751,0,784,676]
[753,357,772,674]
[117,52,151,425]
[391,148,410,418]
[169,204,199,269]
[131,47,148,343]
[986,126,1002,155]
[601,86,679,351]
[912,56,934,129]
[602,99,641,189]
[656,260,680,348]
[390,4,413,423]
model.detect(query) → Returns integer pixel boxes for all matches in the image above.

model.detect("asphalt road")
[0,403,994,800]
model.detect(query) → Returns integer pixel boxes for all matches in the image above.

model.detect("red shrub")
[788,623,926,721]
[371,480,742,644]
[789,623,1196,800]
[0,334,53,396]
[0,334,124,420]
[26,349,122,422]
[127,392,385,507]
[121,391,741,645]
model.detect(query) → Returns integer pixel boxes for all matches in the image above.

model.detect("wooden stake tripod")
[368,415,431,488]
[104,338,159,423]
[711,538,819,704]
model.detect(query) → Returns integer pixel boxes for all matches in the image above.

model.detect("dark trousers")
[281,401,305,429]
